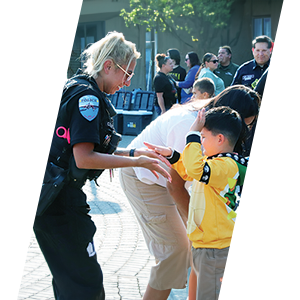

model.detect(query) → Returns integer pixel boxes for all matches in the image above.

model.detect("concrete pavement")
[17,135,189,300]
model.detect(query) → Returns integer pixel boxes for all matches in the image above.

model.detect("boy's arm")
[182,133,240,189]
[181,132,208,182]
[149,135,203,182]
[144,142,192,181]
[179,108,207,181]
[168,150,193,182]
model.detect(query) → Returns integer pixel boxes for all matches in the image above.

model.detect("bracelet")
[129,148,136,157]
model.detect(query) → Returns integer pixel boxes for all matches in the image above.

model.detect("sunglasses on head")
[163,56,170,62]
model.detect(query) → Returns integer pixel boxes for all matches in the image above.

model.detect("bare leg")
[188,267,197,300]
[167,168,190,220]
[143,284,171,300]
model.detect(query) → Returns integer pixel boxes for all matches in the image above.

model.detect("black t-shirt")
[169,66,186,103]
[169,65,186,82]
[153,71,177,109]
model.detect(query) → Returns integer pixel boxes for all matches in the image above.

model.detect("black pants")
[33,186,105,300]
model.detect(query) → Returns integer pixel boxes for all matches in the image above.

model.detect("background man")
[231,35,273,89]
[214,45,239,88]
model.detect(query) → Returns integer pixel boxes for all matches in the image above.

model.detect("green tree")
[120,0,237,52]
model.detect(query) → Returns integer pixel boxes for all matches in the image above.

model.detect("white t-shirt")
[128,104,207,187]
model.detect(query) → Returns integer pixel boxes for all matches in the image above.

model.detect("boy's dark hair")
[204,106,242,148]
[194,78,215,98]
[252,35,273,49]
[167,48,181,65]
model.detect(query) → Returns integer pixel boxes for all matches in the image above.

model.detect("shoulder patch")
[78,95,99,121]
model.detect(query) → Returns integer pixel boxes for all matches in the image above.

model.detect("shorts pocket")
[139,212,174,245]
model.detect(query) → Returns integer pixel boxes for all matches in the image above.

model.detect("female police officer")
[33,31,171,300]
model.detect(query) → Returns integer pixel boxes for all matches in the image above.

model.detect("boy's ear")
[202,92,210,99]
[217,134,226,145]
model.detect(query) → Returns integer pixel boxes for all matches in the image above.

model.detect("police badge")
[78,95,99,121]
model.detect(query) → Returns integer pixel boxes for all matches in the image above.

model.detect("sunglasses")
[115,63,134,82]
[164,56,171,62]
[209,59,219,64]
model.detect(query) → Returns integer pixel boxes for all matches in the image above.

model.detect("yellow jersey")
[171,133,248,249]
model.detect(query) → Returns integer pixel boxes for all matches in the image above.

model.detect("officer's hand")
[136,156,172,183]
[135,146,172,168]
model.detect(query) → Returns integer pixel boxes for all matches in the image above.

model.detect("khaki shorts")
[119,167,191,290]
[192,246,229,300]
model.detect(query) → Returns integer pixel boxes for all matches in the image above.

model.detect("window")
[67,22,105,78]
[253,17,271,39]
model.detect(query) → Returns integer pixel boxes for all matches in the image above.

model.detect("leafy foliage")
[121,0,236,47]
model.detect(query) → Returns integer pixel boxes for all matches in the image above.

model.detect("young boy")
[191,77,215,101]
[145,106,247,300]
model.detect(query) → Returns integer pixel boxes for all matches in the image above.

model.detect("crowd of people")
[153,34,272,117]
[35,31,271,300]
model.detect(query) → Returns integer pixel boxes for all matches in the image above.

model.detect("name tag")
[242,74,254,81]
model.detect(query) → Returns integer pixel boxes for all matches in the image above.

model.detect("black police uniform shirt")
[69,93,102,147]
[153,71,177,108]
[254,67,269,97]
[50,74,114,169]
[231,59,270,89]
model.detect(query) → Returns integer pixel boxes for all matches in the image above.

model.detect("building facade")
[68,0,283,91]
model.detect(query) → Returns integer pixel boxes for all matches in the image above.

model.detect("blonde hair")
[81,31,141,79]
